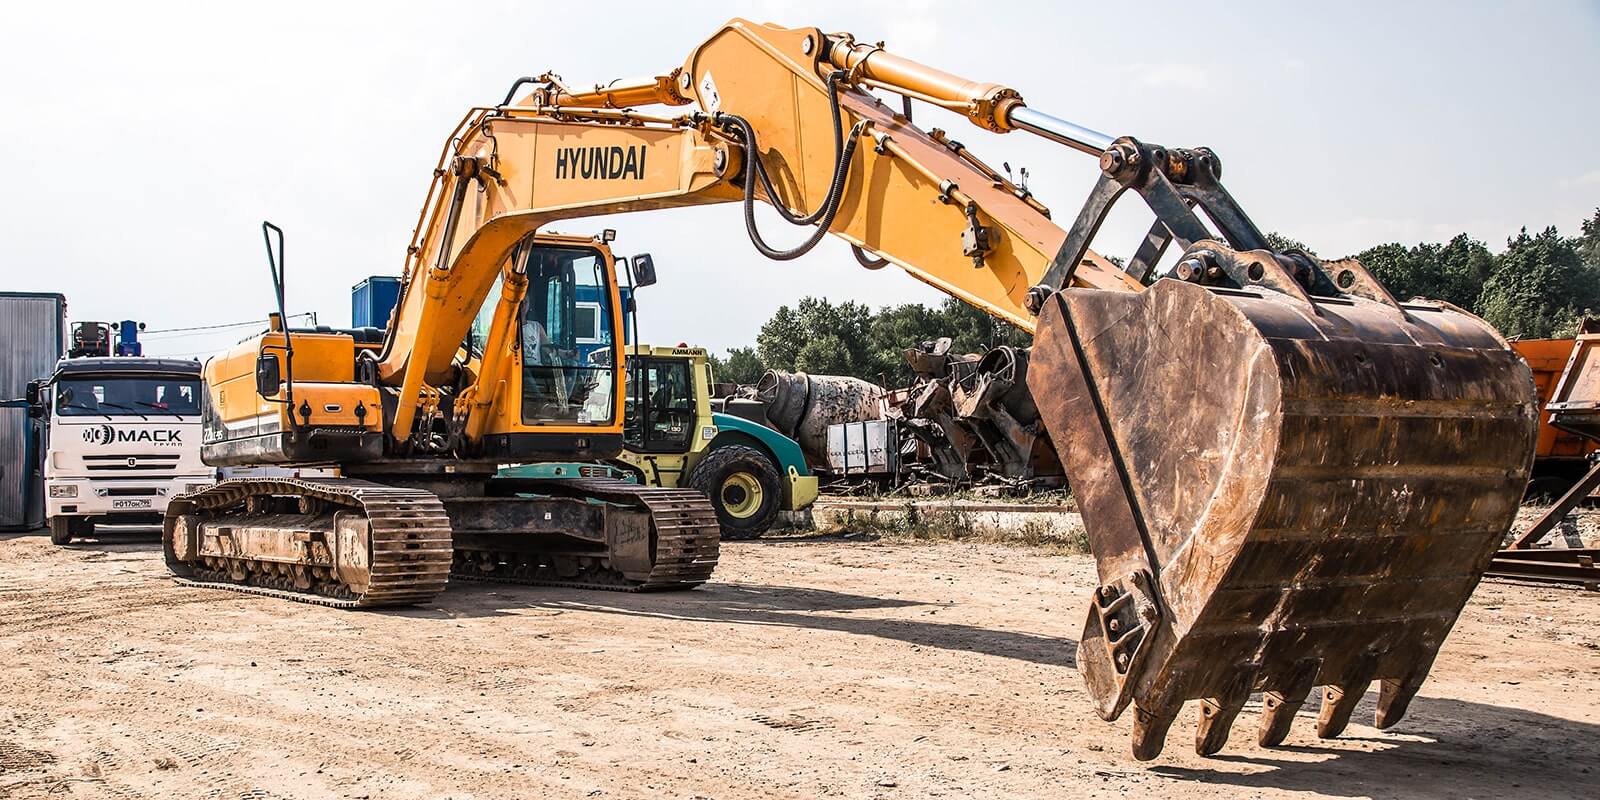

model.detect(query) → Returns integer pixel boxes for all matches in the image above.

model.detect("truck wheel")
[685,444,782,539]
[48,516,74,546]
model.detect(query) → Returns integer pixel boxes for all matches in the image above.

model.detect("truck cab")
[31,357,213,544]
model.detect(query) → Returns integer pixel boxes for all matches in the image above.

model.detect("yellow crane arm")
[377,21,1145,439]
[538,20,1146,327]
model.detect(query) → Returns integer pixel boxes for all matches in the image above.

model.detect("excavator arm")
[372,19,1538,759]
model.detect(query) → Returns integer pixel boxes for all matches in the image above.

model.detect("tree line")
[710,210,1600,387]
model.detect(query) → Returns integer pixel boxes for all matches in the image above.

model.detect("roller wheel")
[686,445,782,539]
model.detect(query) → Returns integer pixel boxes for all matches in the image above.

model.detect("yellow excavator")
[166,20,1539,759]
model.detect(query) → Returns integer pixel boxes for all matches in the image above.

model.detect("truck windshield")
[54,376,201,417]
[520,245,617,425]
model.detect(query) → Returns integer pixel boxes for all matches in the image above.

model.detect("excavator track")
[163,478,452,608]
[451,477,721,592]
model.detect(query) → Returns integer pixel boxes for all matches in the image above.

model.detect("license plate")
[112,499,152,509]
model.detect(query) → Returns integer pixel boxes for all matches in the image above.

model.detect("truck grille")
[83,454,180,472]
[102,487,160,497]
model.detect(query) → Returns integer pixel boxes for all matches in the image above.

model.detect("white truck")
[28,357,213,544]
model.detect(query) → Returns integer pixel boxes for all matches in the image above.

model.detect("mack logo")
[554,145,647,180]
[81,425,183,445]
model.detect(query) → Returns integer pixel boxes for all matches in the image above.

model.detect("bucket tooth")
[1317,651,1378,739]
[1195,666,1256,756]
[1316,680,1374,739]
[1130,702,1180,762]
[1375,674,1425,730]
[1257,660,1320,747]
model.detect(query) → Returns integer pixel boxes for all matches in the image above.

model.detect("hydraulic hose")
[851,244,889,269]
[715,71,869,261]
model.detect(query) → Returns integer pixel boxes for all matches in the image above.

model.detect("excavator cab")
[516,243,620,426]
[454,232,632,460]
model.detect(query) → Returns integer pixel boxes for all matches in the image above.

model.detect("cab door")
[625,358,694,454]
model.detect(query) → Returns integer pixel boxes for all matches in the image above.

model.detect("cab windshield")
[54,376,200,417]
[519,244,617,425]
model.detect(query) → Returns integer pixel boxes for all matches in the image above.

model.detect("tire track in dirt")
[2,535,1597,799]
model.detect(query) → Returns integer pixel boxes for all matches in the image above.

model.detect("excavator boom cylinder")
[820,30,1111,154]
[1005,105,1114,156]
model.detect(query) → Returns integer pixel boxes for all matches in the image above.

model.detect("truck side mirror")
[24,381,45,418]
[256,354,282,397]
[631,253,657,288]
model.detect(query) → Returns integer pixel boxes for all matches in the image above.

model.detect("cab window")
[519,244,617,425]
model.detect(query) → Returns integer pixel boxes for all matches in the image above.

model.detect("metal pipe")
[524,73,689,109]
[1005,106,1114,156]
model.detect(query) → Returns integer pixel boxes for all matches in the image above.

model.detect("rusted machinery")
[752,369,884,461]
[738,342,1066,492]
[1490,330,1600,590]
[894,339,1063,490]
[1512,324,1600,499]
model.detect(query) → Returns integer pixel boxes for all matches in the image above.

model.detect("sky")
[1,0,1597,359]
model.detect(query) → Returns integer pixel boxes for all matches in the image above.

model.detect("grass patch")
[818,502,1090,555]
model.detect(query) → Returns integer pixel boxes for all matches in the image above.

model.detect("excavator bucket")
[1029,275,1538,759]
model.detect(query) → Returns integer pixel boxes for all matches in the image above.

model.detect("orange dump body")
[1512,338,1599,460]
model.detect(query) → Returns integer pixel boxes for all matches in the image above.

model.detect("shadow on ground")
[1,526,160,550]
[738,530,883,544]
[1150,695,1597,798]
[411,579,1077,668]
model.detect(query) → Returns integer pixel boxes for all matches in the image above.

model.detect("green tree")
[1264,231,1314,255]
[756,297,876,378]
[1477,226,1598,339]
[793,332,857,375]
[794,297,874,375]
[747,295,1029,385]
[755,305,804,370]
[938,297,1030,353]
[709,346,765,385]
[1356,234,1493,308]
[1579,208,1600,269]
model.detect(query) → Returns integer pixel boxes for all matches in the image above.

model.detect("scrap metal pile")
[716,338,1066,495]
[882,338,1064,493]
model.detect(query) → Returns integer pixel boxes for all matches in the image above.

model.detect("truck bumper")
[46,476,214,518]
[784,471,819,512]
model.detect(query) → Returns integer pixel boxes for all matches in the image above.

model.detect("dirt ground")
[0,529,1595,800]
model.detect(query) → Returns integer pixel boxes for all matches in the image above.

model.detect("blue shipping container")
[352,277,402,329]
